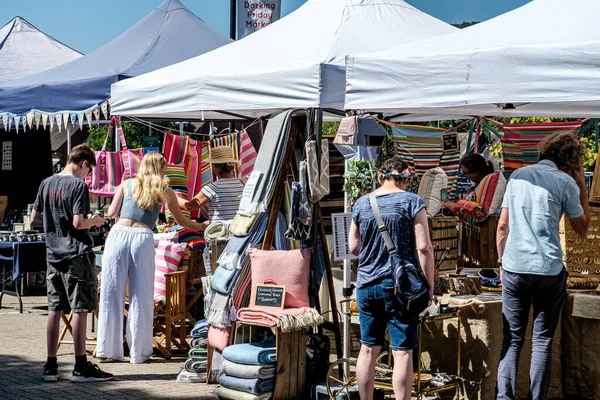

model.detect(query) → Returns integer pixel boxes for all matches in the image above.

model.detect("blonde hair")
[134,152,166,210]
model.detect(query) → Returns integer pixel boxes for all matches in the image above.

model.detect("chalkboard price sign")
[254,284,286,309]
[442,132,459,151]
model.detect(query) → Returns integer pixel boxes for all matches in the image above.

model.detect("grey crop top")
[120,179,162,229]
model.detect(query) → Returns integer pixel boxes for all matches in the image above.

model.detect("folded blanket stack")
[236,307,324,333]
[177,319,209,383]
[216,341,277,399]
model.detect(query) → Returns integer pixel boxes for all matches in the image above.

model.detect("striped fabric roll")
[163,164,191,222]
[239,130,257,180]
[501,121,582,178]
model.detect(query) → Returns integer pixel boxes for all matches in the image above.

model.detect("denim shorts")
[356,277,419,351]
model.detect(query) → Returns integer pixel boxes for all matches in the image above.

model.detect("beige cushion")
[418,167,448,217]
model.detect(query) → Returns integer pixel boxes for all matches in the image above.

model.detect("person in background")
[96,152,204,364]
[496,132,589,399]
[444,153,494,210]
[348,157,435,400]
[184,145,245,225]
[31,144,113,383]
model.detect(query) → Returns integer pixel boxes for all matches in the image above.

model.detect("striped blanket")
[501,121,582,178]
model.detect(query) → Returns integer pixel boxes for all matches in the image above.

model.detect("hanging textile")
[501,121,582,178]
[210,132,239,179]
[305,139,330,203]
[439,149,461,201]
[239,129,258,181]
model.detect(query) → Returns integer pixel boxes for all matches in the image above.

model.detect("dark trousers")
[496,269,567,400]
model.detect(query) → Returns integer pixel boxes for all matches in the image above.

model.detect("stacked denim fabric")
[177,319,208,382]
[216,341,277,400]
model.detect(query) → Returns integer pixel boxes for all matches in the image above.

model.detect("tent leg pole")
[343,159,352,361]
[67,124,72,154]
[179,121,184,137]
[595,118,598,153]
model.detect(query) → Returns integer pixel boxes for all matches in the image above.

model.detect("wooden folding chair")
[57,310,100,354]
[153,270,189,358]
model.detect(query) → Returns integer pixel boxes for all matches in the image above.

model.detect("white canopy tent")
[0,17,82,83]
[111,0,456,120]
[345,0,600,118]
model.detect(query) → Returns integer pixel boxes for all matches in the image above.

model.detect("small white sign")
[238,170,263,212]
[332,213,358,261]
[2,141,12,171]
[237,0,281,39]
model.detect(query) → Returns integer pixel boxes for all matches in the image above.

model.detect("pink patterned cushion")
[248,248,311,308]
[154,239,187,302]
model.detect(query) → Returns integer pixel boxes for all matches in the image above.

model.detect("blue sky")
[1,0,530,54]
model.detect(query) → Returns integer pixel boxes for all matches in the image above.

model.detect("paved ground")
[0,295,217,400]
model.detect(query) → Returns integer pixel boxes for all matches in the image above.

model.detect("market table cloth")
[417,294,562,399]
[563,293,600,399]
[0,241,47,280]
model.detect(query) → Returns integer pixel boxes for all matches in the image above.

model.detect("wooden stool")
[234,322,307,400]
[152,270,189,358]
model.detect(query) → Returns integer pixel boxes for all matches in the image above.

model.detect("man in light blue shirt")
[496,132,589,400]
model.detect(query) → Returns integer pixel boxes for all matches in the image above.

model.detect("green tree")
[451,21,480,29]
[86,121,196,151]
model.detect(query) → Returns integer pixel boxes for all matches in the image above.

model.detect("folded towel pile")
[177,319,209,382]
[216,341,277,399]
[191,319,208,338]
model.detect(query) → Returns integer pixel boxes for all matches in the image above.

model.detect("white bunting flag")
[35,112,41,130]
[70,113,77,127]
[15,117,19,133]
[63,112,69,131]
[8,116,13,131]
[50,114,55,131]
[22,116,27,132]
[101,101,108,120]
[77,112,84,130]
[2,115,8,131]
[26,112,33,129]
[42,113,48,129]
[85,110,93,127]
[93,107,100,124]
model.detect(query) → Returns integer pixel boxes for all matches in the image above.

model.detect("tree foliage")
[451,21,479,29]
[86,121,196,151]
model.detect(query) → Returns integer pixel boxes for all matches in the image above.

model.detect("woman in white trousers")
[96,152,204,364]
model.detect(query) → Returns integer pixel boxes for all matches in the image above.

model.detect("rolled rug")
[453,200,489,222]
[190,337,208,348]
[184,358,207,374]
[222,342,276,366]
[218,374,275,396]
[176,368,206,383]
[221,359,275,380]
[188,347,208,360]
[216,386,273,400]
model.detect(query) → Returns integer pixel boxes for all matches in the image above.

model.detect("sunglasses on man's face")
[84,162,94,175]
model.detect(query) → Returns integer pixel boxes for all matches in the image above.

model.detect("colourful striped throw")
[501,121,582,178]
[239,129,257,181]
[154,240,187,302]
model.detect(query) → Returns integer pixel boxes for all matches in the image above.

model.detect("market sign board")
[238,0,281,39]
[254,284,286,309]
[442,132,459,151]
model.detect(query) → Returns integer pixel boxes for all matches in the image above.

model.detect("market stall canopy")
[0,16,81,83]
[110,0,456,121]
[0,0,232,122]
[345,0,600,118]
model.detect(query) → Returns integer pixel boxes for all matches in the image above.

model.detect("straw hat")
[209,145,239,164]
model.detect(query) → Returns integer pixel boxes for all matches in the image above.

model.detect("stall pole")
[179,121,184,137]
[66,124,72,154]
[230,0,236,40]
[115,119,120,152]
[595,118,598,153]
[342,160,351,360]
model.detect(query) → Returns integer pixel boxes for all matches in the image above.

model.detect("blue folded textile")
[222,342,277,366]
[191,319,208,338]
[210,265,240,295]
[218,374,275,396]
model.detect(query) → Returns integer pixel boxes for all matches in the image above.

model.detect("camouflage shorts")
[47,252,98,313]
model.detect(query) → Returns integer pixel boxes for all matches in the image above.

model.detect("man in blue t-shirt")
[496,132,589,399]
[32,145,113,383]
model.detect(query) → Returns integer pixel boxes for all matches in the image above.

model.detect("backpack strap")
[368,193,397,255]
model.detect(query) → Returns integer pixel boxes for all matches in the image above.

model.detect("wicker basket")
[187,249,205,285]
